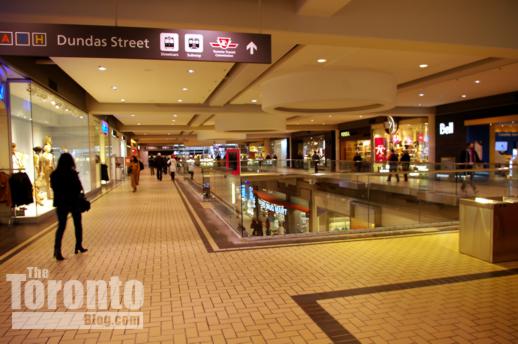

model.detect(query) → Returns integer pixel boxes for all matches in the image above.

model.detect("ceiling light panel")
[51,57,233,104]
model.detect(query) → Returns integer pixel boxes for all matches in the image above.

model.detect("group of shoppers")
[386,149,411,182]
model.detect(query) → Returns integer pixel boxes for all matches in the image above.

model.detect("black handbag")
[77,193,91,213]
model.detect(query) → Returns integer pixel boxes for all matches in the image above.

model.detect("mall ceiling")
[2,0,518,145]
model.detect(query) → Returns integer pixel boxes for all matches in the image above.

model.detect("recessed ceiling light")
[79,116,84,119]
[419,64,429,69]
[112,85,118,91]
[181,87,188,91]
[188,69,194,74]
[55,105,59,109]
[418,93,425,97]
[50,100,56,105]
[173,114,178,117]
[251,99,257,103]
[172,119,176,122]
[310,119,314,122]
[137,123,141,125]
[328,115,333,117]
[475,80,481,84]
[98,66,107,71]
[65,108,69,112]
[317,58,327,64]
[359,115,363,118]
[418,103,422,106]
[130,114,135,117]
[461,94,467,98]
[177,99,183,103]
[121,98,126,102]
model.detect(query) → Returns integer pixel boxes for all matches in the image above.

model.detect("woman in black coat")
[50,153,88,260]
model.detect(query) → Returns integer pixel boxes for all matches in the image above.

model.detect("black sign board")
[0,23,271,64]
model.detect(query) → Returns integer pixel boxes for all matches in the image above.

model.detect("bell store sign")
[6,267,144,329]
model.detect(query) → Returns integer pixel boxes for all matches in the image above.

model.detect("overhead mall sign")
[0,23,271,64]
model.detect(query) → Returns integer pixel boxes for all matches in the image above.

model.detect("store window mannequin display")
[11,143,25,170]
[33,146,45,206]
[41,143,55,199]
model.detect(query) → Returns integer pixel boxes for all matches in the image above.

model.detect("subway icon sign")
[0,31,46,47]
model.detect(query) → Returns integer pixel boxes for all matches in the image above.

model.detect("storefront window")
[303,135,325,160]
[372,119,429,171]
[8,80,90,218]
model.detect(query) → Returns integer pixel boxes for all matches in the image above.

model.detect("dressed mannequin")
[33,147,44,205]
[11,143,25,170]
[41,144,54,199]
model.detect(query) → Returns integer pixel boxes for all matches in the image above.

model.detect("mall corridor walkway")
[0,174,517,344]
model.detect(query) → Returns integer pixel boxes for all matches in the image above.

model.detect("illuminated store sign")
[0,83,5,101]
[439,122,454,135]
[374,137,386,162]
[100,120,109,135]
[384,116,398,135]
[0,23,271,64]
[340,131,351,138]
[258,199,287,216]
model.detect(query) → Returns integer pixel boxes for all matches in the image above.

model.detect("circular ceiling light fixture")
[475,80,481,84]
[215,113,286,132]
[461,94,467,98]
[261,69,396,115]
[317,58,327,64]
[251,99,258,103]
[419,64,429,68]
[187,69,194,74]
[98,66,107,71]
[418,93,425,97]
[112,85,118,91]
[121,98,126,102]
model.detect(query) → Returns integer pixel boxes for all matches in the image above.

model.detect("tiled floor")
[0,174,517,343]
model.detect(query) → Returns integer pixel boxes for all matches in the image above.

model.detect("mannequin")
[11,143,25,170]
[41,144,54,199]
[33,146,44,205]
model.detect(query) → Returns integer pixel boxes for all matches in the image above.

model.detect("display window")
[372,118,430,172]
[7,80,90,218]
[302,135,325,160]
[493,123,518,167]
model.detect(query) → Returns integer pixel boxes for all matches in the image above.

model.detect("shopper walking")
[155,153,164,181]
[168,155,177,181]
[400,150,411,182]
[312,151,320,173]
[353,151,363,172]
[148,156,155,176]
[129,156,141,192]
[387,149,400,182]
[50,153,88,261]
[459,142,480,193]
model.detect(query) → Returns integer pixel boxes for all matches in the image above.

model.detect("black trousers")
[55,207,83,253]
[156,168,163,180]
[170,171,175,180]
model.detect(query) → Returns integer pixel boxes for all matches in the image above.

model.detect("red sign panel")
[374,137,387,162]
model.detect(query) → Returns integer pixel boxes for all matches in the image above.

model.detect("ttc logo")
[210,37,238,49]
[0,31,46,47]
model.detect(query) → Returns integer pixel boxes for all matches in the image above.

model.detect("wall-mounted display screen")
[495,141,508,151]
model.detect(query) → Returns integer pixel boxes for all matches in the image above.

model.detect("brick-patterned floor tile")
[0,175,517,343]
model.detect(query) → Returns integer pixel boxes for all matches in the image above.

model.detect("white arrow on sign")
[246,41,258,55]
